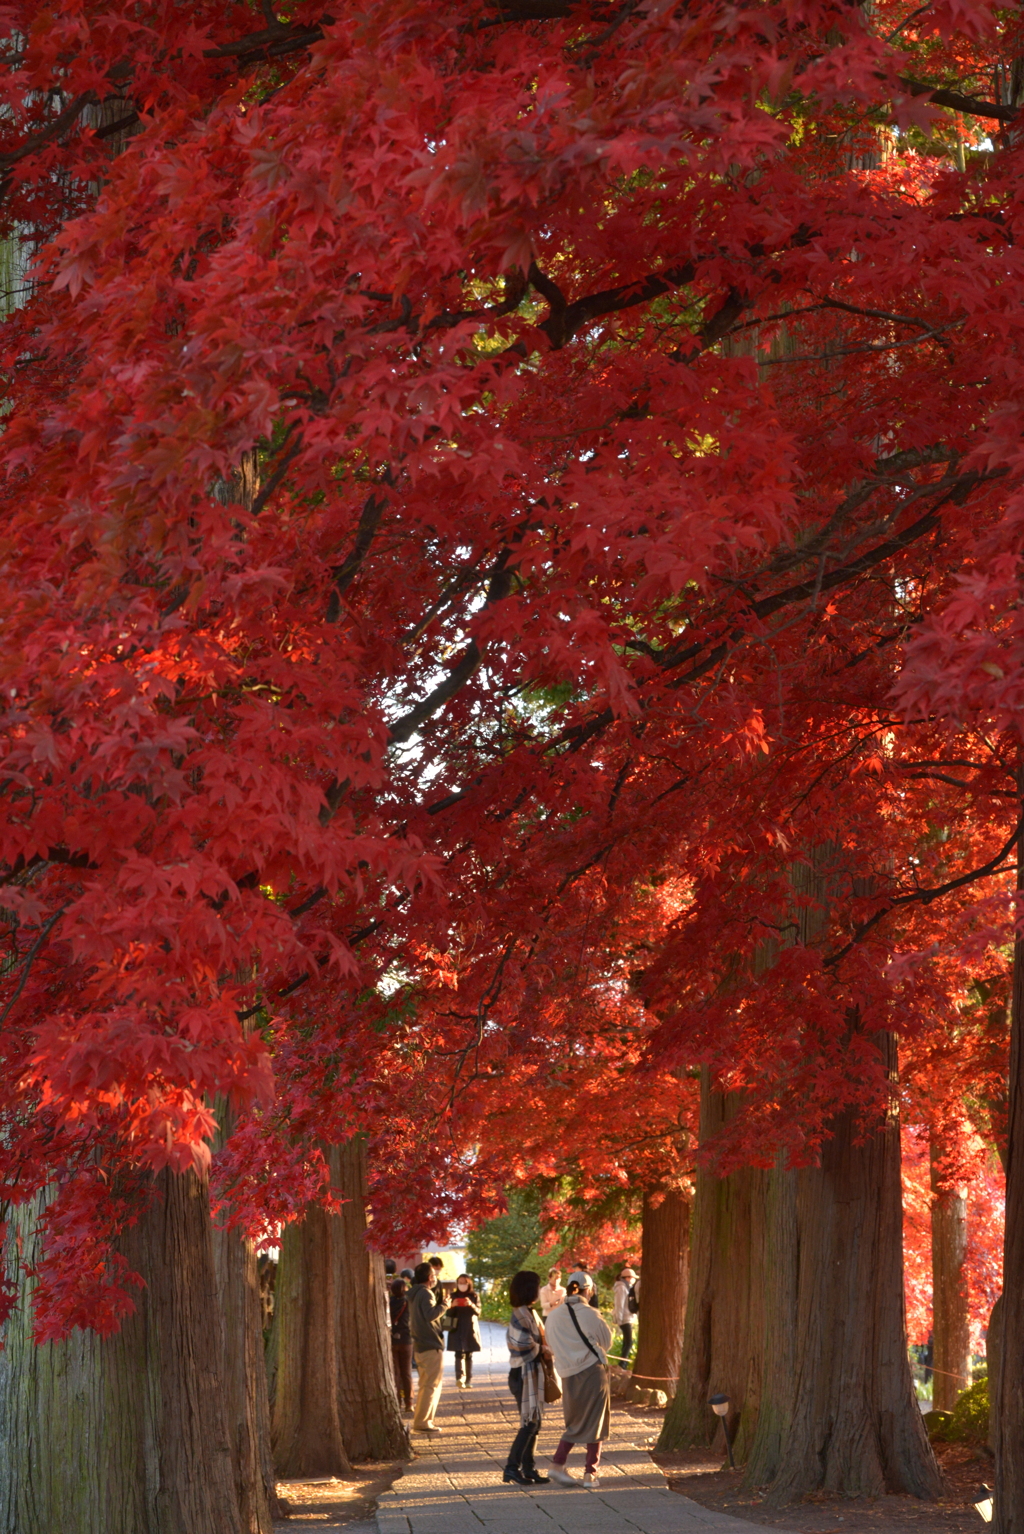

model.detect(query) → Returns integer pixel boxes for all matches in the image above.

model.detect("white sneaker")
[548,1466,577,1487]
[583,1473,600,1488]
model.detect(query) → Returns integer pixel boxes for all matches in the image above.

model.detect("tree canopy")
[0,1,1019,1374]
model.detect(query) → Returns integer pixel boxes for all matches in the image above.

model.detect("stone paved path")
[375,1323,782,1534]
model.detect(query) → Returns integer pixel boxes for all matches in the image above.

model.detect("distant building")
[390,1241,467,1283]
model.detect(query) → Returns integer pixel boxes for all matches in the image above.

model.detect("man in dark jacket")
[410,1261,447,1432]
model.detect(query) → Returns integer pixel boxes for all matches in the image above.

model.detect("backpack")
[627,1283,639,1315]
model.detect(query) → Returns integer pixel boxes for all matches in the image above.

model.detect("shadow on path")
[376,1321,790,1534]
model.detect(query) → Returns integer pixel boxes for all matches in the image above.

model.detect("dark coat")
[409,1282,446,1351]
[446,1295,482,1353]
[389,1291,411,1345]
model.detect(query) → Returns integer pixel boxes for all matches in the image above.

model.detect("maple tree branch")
[0,94,94,169]
[826,811,1024,970]
[249,429,303,519]
[549,464,1004,758]
[759,318,962,365]
[203,21,327,66]
[897,75,1017,123]
[330,490,389,601]
[442,938,518,1119]
[387,551,515,744]
[530,258,697,349]
[0,906,68,1029]
[93,113,140,141]
[388,646,484,746]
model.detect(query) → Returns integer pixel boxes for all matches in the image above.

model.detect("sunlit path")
[375,1323,784,1534]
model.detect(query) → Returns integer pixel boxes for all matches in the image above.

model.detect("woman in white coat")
[542,1270,612,1488]
[611,1266,637,1370]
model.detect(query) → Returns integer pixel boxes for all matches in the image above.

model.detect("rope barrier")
[910,1362,976,1383]
[617,1371,679,1386]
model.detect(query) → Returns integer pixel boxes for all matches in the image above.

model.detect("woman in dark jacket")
[504,1269,550,1485]
[389,1277,413,1413]
[445,1273,482,1387]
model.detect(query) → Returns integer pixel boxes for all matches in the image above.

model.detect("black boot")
[503,1466,528,1484]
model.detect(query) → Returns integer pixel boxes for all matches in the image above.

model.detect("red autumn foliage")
[902,1127,1005,1351]
[0,0,1021,1330]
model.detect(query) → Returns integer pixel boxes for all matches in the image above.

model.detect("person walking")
[503,1270,550,1486]
[543,1270,612,1488]
[446,1273,482,1388]
[409,1260,447,1434]
[539,1267,566,1317]
[389,1277,414,1414]
[612,1266,638,1370]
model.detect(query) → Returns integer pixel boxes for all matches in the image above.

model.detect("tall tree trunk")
[748,1035,941,1503]
[742,1156,798,1488]
[658,1076,767,1462]
[995,801,1024,1533]
[630,1185,689,1402]
[271,1202,352,1479]
[929,1141,970,1414]
[212,1223,280,1531]
[332,1139,409,1462]
[0,1171,243,1534]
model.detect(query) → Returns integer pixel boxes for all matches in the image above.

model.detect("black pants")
[618,1321,634,1367]
[454,1350,474,1384]
[506,1366,540,1474]
[392,1341,413,1408]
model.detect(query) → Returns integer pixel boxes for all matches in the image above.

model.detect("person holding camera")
[446,1273,482,1388]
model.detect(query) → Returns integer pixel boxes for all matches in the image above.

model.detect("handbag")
[541,1354,562,1403]
[439,1307,457,1332]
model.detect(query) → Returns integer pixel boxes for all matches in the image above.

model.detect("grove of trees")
[0,0,1021,1529]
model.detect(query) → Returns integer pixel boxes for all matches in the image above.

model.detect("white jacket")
[539,1281,566,1316]
[544,1296,612,1380]
[612,1279,634,1325]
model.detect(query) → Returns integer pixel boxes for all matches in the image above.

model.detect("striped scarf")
[507,1304,543,1425]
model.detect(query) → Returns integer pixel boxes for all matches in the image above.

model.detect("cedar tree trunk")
[989,1294,1003,1454]
[630,1185,689,1402]
[995,824,1024,1533]
[0,1171,243,1534]
[331,1139,409,1461]
[212,1221,280,1530]
[747,1035,941,1503]
[929,1142,970,1413]
[658,1076,767,1462]
[271,1200,352,1479]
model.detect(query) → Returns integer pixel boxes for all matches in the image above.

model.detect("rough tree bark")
[929,1140,970,1414]
[995,798,1024,1533]
[332,1138,409,1462]
[271,1199,352,1479]
[0,1171,243,1534]
[657,1076,767,1462]
[629,1184,689,1403]
[212,1223,280,1531]
[746,1034,942,1503]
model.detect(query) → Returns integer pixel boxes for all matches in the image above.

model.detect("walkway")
[375,1323,777,1534]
